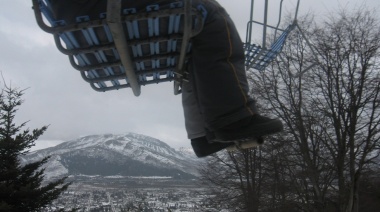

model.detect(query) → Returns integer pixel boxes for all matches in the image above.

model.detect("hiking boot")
[213,114,283,142]
[191,135,264,157]
[191,136,233,158]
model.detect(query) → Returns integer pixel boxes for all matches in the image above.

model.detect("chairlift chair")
[32,0,206,96]
[244,0,299,71]
[245,0,319,77]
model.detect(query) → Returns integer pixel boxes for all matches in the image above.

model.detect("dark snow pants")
[182,0,257,138]
[49,0,257,139]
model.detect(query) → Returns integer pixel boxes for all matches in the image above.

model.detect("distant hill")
[20,133,200,180]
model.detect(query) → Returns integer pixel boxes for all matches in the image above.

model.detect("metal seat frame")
[245,0,299,71]
[245,0,319,77]
[32,0,205,96]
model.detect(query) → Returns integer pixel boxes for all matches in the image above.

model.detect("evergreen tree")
[0,84,70,212]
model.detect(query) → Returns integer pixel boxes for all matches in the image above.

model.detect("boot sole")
[213,119,283,141]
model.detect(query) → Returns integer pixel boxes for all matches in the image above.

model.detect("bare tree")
[249,15,336,211]
[311,8,380,212]
[249,6,380,212]
[198,149,263,212]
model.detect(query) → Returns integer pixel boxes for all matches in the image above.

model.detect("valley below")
[43,175,215,212]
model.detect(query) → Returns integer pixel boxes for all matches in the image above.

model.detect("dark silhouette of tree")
[250,6,380,212]
[0,84,70,212]
[310,8,380,212]
[198,149,263,212]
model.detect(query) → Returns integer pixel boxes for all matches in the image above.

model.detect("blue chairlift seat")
[32,0,206,96]
[244,24,295,71]
[244,0,300,71]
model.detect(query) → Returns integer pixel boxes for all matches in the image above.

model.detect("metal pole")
[107,0,141,96]
[246,0,255,44]
[273,0,284,40]
[294,0,301,23]
[262,0,269,48]
[174,0,193,95]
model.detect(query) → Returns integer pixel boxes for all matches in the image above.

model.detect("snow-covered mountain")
[20,133,200,180]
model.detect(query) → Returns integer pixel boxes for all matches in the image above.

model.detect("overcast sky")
[0,0,379,151]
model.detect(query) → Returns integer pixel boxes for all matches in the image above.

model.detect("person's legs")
[181,74,233,157]
[191,0,256,131]
[181,76,206,140]
[190,0,283,141]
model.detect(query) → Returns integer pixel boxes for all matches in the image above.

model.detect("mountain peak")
[22,133,199,180]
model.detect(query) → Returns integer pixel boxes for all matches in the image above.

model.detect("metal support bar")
[294,0,300,22]
[288,22,320,77]
[107,0,141,96]
[295,23,319,58]
[273,0,284,39]
[250,21,286,32]
[245,0,255,44]
[173,0,193,95]
[262,0,269,49]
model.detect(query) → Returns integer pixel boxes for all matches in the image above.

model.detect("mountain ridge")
[21,133,200,180]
